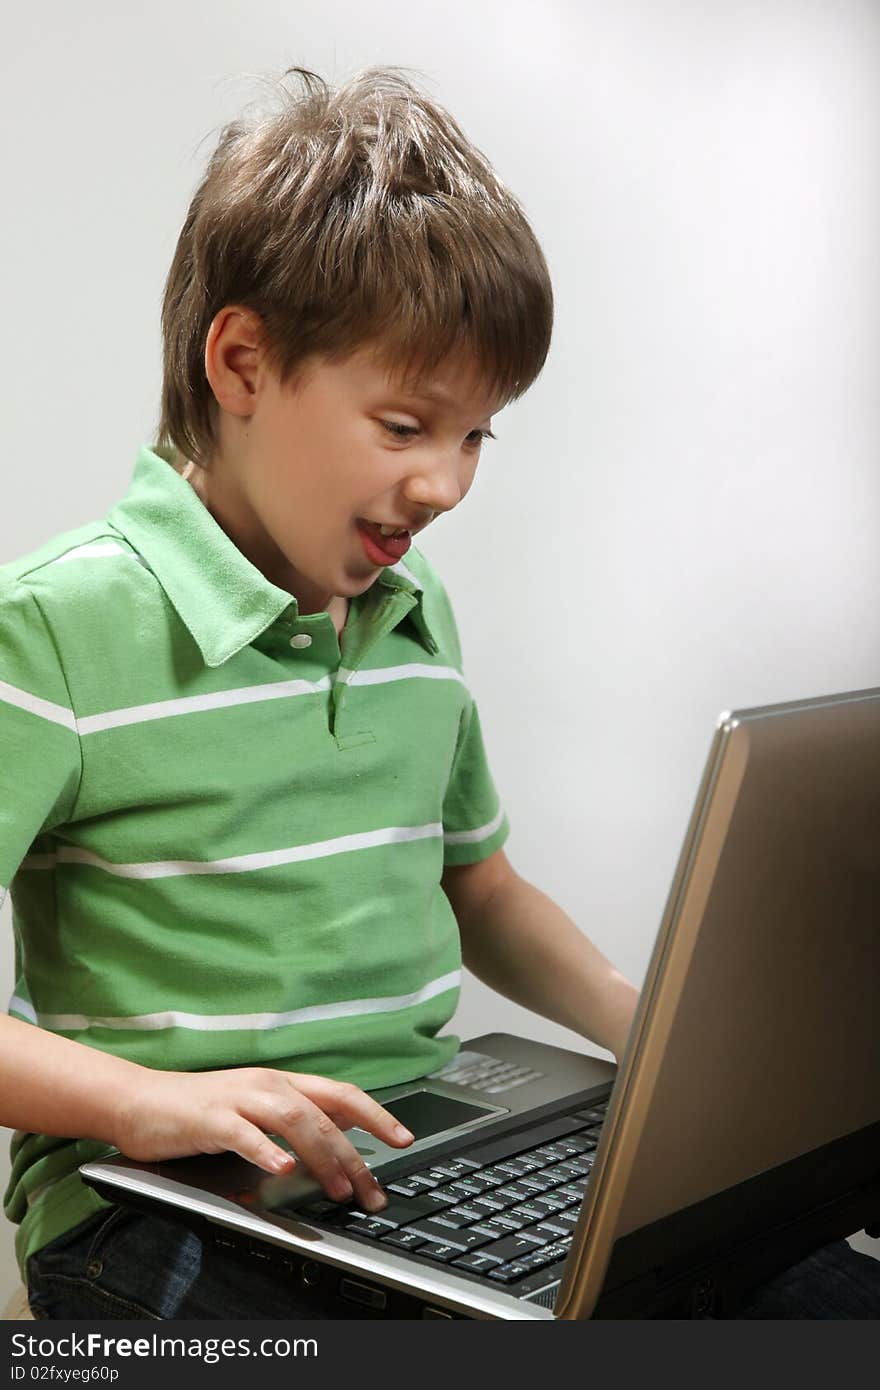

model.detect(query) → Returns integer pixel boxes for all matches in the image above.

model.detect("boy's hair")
[156,65,554,467]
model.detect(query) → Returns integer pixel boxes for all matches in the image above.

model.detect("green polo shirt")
[0,442,509,1277]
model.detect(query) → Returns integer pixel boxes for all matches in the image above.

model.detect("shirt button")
[289,633,312,649]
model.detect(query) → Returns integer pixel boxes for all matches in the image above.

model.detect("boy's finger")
[298,1077,415,1147]
[224,1116,299,1176]
[275,1104,389,1212]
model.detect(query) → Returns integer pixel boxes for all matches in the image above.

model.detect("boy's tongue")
[357,519,411,561]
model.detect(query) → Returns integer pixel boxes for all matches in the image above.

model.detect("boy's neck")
[180,459,348,640]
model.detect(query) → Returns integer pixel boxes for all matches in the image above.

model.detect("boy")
[0,63,635,1319]
[1,65,875,1320]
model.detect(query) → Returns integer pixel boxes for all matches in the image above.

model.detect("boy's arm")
[0,1013,145,1141]
[441,849,640,1062]
[0,1014,410,1213]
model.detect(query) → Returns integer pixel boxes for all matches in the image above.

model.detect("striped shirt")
[1,442,509,1275]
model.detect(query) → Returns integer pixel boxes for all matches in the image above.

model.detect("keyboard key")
[506,1155,543,1173]
[532,1220,571,1239]
[470,1191,519,1214]
[557,1156,595,1177]
[518,1173,566,1194]
[554,1189,585,1210]
[425,1165,467,1184]
[422,1190,459,1212]
[553,1209,581,1229]
[479,1233,547,1263]
[449,1172,499,1194]
[422,1158,480,1177]
[509,1202,550,1224]
[488,1261,531,1283]
[464,1194,507,1215]
[526,1193,574,1216]
[404,1220,469,1248]
[531,1143,575,1163]
[546,1160,589,1182]
[477,1211,531,1233]
[572,1107,607,1124]
[467,1223,503,1241]
[343,1214,396,1237]
[494,1158,539,1179]
[380,1228,428,1251]
[433,1204,481,1228]
[442,1179,489,1201]
[386,1178,429,1197]
[555,1134,597,1154]
[477,1165,518,1186]
[483,1212,531,1234]
[408,1222,493,1251]
[491,1182,537,1204]
[451,1250,504,1273]
[418,1243,464,1264]
[351,1194,438,1227]
[542,1245,569,1267]
[516,1242,570,1272]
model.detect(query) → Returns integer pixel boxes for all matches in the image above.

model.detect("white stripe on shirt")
[6,666,464,736]
[77,675,334,735]
[20,821,444,880]
[8,970,461,1034]
[8,995,36,1023]
[388,560,421,589]
[336,663,465,689]
[443,807,505,846]
[0,680,77,731]
[55,541,132,564]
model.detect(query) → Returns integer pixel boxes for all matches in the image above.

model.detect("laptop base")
[590,1120,880,1318]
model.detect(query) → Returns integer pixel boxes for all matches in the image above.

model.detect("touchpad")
[380,1089,500,1140]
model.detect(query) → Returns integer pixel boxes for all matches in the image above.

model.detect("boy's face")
[201,309,505,615]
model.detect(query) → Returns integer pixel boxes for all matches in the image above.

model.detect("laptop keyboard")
[295,1100,609,1293]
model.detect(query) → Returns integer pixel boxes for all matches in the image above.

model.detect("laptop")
[80,686,880,1318]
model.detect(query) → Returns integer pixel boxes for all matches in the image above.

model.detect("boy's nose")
[403,454,467,518]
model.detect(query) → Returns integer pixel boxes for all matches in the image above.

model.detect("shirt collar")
[107,444,436,667]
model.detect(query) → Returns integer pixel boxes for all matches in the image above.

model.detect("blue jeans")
[26,1204,880,1320]
[26,1206,353,1320]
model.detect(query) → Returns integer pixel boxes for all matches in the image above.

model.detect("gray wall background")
[2,0,878,1304]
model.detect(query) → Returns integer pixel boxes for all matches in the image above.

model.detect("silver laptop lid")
[558,686,880,1318]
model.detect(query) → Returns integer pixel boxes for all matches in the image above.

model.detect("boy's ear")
[204,306,265,417]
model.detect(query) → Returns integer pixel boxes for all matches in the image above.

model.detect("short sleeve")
[0,579,81,905]
[442,697,510,866]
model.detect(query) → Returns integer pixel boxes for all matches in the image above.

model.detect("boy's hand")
[113,1067,415,1213]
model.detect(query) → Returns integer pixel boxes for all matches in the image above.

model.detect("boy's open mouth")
[356,519,412,564]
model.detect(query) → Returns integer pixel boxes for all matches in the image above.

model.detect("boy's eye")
[379,421,495,445]
[380,421,419,438]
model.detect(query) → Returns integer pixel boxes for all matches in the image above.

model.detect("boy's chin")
[339,562,390,592]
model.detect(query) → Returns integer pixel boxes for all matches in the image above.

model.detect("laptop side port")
[421,1306,453,1318]
[338,1277,388,1311]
